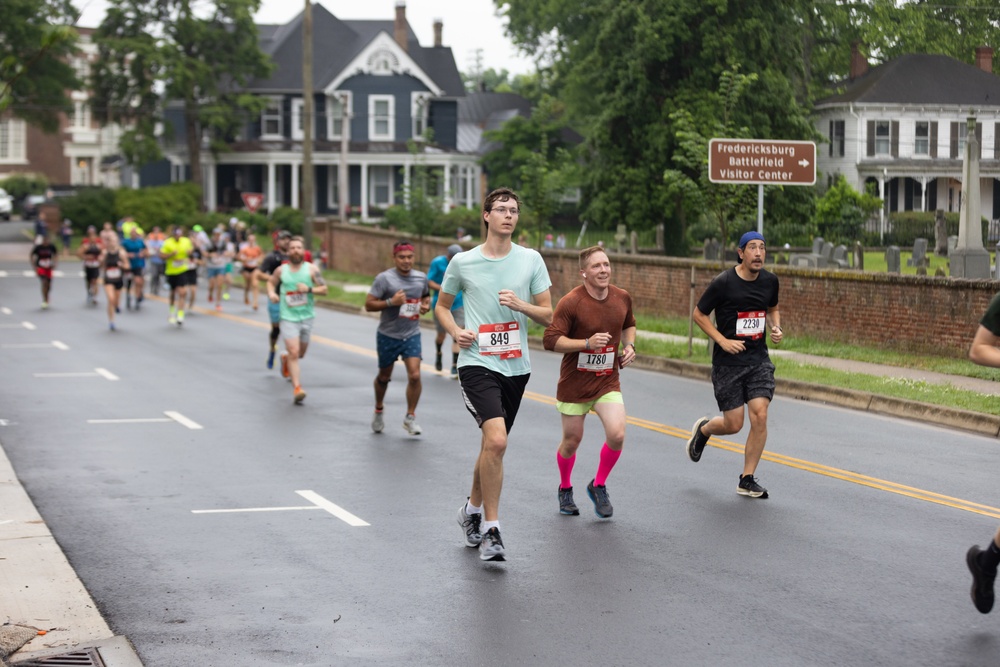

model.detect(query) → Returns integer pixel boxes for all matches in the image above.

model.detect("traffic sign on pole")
[241,192,264,214]
[708,139,815,186]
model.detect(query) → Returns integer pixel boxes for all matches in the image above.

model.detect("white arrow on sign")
[798,159,810,167]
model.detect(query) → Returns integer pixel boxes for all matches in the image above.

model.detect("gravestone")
[934,210,948,256]
[831,244,850,269]
[703,238,721,261]
[630,231,638,254]
[819,241,835,267]
[854,241,864,271]
[812,237,825,255]
[948,235,959,256]
[789,254,817,268]
[886,245,901,274]
[907,238,929,267]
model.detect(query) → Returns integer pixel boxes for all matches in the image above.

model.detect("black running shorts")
[711,361,776,412]
[458,366,530,434]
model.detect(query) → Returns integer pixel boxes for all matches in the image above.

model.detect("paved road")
[1,259,1000,666]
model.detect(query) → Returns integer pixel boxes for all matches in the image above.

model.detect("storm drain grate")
[14,647,105,666]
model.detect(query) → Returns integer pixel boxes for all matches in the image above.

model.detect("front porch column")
[403,162,411,207]
[360,162,369,221]
[466,166,476,208]
[267,162,277,215]
[920,177,928,212]
[291,162,300,210]
[203,162,216,211]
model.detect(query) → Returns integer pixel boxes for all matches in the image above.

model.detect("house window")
[914,122,929,155]
[874,120,891,155]
[412,93,430,141]
[72,57,90,87]
[72,102,91,129]
[829,120,845,157]
[0,118,26,162]
[369,95,394,141]
[291,98,315,141]
[261,99,282,137]
[370,166,392,207]
[328,93,351,139]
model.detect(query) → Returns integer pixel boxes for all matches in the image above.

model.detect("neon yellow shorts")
[556,391,624,416]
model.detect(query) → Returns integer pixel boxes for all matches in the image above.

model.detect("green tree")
[0,0,78,131]
[92,0,274,189]
[395,138,444,265]
[663,67,760,256]
[814,174,882,244]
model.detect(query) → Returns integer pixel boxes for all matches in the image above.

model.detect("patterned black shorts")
[711,361,775,412]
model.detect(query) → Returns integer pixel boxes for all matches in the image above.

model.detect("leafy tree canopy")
[0,0,79,132]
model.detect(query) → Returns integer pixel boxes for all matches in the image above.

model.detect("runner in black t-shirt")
[30,231,59,309]
[965,293,1000,614]
[257,230,292,370]
[685,231,783,499]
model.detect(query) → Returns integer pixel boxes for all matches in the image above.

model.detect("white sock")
[465,500,482,515]
[481,520,499,533]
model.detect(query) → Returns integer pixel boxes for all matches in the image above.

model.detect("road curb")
[314,300,1000,437]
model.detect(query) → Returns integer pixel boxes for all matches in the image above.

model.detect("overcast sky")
[72,0,536,77]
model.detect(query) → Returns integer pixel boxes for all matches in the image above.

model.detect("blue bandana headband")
[739,231,765,249]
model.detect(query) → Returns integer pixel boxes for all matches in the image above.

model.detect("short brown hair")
[578,245,607,269]
[483,187,521,214]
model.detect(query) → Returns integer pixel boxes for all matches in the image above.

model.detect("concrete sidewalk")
[0,442,142,665]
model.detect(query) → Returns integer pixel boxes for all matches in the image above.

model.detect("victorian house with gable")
[151,2,479,218]
[814,44,1000,227]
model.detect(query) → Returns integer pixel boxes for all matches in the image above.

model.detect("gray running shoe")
[587,479,613,518]
[371,411,384,434]
[687,417,710,462]
[403,414,422,435]
[479,527,506,561]
[737,474,769,498]
[457,502,482,547]
[558,486,580,515]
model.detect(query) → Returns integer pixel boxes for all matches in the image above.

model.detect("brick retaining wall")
[319,220,998,358]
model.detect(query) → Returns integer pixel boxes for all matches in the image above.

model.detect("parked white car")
[0,188,12,221]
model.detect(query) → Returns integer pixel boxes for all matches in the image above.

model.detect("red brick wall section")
[325,222,998,358]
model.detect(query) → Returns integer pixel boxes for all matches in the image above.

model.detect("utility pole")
[302,0,314,250]
[339,92,350,224]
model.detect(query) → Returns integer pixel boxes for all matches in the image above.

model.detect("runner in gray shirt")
[364,241,431,435]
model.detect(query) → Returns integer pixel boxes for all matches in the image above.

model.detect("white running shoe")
[371,411,384,434]
[403,414,422,435]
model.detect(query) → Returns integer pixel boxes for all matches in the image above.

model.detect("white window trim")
[261,97,283,139]
[369,95,395,142]
[411,92,431,141]
[72,101,91,129]
[326,91,353,140]
[0,117,27,164]
[369,165,394,208]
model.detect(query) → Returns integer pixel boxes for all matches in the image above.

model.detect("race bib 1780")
[478,322,522,359]
[736,310,766,340]
[577,345,615,376]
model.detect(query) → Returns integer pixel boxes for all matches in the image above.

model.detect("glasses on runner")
[492,206,519,216]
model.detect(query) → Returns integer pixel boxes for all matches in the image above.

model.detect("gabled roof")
[250,4,464,97]
[816,53,1000,108]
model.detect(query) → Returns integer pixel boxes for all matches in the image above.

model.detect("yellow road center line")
[161,297,1000,520]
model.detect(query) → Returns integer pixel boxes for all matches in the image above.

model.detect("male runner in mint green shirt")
[267,237,327,404]
[437,187,552,562]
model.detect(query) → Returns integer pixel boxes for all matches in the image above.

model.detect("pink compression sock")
[594,442,622,486]
[557,451,576,489]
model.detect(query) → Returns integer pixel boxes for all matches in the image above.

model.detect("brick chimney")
[433,18,443,47]
[976,46,994,74]
[394,1,408,52]
[850,41,868,80]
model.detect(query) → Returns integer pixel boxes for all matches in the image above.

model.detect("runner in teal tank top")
[267,237,327,405]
